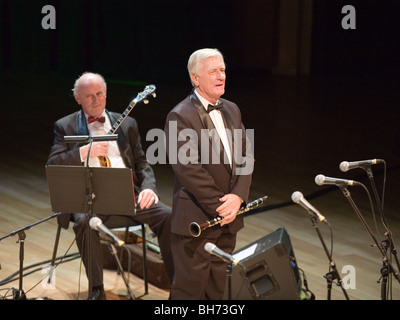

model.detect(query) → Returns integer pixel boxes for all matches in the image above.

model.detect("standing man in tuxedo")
[164,48,254,299]
[47,72,174,299]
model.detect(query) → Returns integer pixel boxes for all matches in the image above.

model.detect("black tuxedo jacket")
[47,109,157,228]
[165,91,253,237]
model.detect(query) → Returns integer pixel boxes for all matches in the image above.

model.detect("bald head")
[73,72,107,118]
[72,72,107,95]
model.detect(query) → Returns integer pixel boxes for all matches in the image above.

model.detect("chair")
[49,222,149,296]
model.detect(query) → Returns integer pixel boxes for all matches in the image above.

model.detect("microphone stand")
[363,166,400,300]
[226,262,233,300]
[339,186,400,293]
[225,261,247,300]
[107,243,135,300]
[64,134,118,299]
[309,217,349,300]
[85,159,94,298]
[0,212,61,299]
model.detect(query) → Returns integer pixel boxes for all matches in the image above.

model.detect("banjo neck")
[108,84,156,134]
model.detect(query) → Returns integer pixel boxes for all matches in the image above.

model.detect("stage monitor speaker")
[224,227,301,300]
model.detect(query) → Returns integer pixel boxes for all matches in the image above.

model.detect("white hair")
[187,48,224,87]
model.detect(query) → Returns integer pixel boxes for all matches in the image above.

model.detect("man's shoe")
[88,287,106,300]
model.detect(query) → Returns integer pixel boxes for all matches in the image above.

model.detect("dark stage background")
[1,0,400,304]
[1,0,400,215]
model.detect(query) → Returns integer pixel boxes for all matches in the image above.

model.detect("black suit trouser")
[170,228,236,300]
[72,201,174,289]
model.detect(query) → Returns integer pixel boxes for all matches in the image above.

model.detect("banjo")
[98,84,156,167]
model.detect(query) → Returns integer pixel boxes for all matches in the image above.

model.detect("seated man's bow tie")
[88,116,106,124]
[207,103,223,113]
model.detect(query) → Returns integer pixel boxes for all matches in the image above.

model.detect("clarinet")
[188,196,268,237]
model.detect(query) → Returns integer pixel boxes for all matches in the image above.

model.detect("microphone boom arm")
[339,186,400,284]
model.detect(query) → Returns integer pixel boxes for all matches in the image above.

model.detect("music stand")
[46,165,136,216]
[45,165,136,297]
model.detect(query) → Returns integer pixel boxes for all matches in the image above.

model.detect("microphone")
[204,242,240,266]
[315,174,361,187]
[291,191,326,222]
[89,217,125,247]
[339,159,383,172]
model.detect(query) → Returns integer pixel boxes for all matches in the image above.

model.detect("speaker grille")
[224,227,301,300]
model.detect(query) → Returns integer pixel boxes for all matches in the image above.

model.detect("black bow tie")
[207,103,223,113]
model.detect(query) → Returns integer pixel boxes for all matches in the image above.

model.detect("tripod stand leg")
[141,224,148,295]
[48,225,62,284]
[325,272,333,300]
[108,242,136,300]
[15,231,27,300]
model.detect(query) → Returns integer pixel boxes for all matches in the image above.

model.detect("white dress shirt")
[82,112,126,168]
[194,90,232,167]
